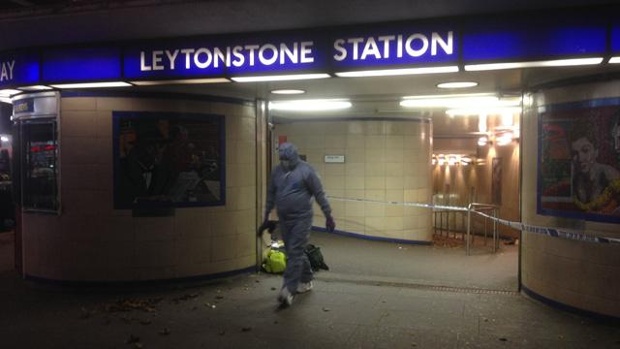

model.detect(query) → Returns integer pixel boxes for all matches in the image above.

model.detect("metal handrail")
[466,203,500,255]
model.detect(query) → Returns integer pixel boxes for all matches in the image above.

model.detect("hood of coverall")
[278,142,300,172]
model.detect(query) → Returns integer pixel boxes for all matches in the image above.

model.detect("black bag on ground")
[305,244,329,271]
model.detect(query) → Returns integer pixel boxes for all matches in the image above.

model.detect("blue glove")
[326,216,336,232]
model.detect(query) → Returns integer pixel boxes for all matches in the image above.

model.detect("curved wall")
[522,81,620,318]
[21,93,258,282]
[274,118,433,243]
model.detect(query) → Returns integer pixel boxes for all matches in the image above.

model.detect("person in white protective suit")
[259,142,336,307]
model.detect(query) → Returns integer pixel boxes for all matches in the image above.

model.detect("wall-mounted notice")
[324,155,345,163]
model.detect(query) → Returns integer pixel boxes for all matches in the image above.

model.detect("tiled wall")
[521,81,620,317]
[21,94,257,282]
[274,119,432,242]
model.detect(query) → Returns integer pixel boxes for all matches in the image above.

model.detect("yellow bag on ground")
[263,249,286,274]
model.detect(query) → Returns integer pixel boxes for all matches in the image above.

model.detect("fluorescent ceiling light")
[437,81,478,89]
[445,106,521,116]
[609,57,620,64]
[131,78,230,85]
[231,73,330,83]
[335,66,459,78]
[0,89,22,97]
[18,85,53,91]
[270,89,306,95]
[50,81,132,89]
[0,97,11,104]
[269,99,352,111]
[400,93,499,108]
[465,57,603,71]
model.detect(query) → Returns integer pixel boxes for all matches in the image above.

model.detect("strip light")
[269,99,352,111]
[465,57,603,71]
[445,106,521,116]
[131,78,230,85]
[270,89,306,95]
[0,89,22,97]
[610,57,620,64]
[437,81,478,89]
[231,73,330,83]
[336,66,459,78]
[400,93,498,108]
[50,81,133,89]
[18,85,53,91]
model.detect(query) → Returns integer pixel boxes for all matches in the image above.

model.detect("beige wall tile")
[273,119,431,242]
[62,97,97,111]
[135,240,177,268]
[365,162,385,176]
[346,148,366,163]
[61,110,98,137]
[324,164,345,176]
[325,135,347,148]
[211,235,238,262]
[345,176,365,190]
[347,122,364,135]
[386,176,404,190]
[18,94,259,281]
[345,163,365,176]
[365,176,385,190]
[365,190,385,201]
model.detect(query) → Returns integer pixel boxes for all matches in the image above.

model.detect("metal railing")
[433,202,499,255]
[466,203,499,255]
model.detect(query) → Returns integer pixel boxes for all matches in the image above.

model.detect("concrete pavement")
[1,231,618,348]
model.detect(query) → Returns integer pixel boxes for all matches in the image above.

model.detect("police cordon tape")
[327,196,620,244]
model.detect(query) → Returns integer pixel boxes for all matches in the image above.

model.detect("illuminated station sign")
[0,8,616,88]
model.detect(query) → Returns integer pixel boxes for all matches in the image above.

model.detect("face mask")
[280,160,291,171]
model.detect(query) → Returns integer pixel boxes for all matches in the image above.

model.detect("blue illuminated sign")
[329,24,457,69]
[462,14,606,62]
[0,51,39,88]
[611,24,620,54]
[42,47,121,82]
[124,32,328,79]
[0,8,616,87]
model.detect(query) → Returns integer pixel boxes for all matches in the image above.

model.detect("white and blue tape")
[327,196,620,244]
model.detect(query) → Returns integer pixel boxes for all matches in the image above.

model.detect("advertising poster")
[113,111,225,210]
[538,100,620,222]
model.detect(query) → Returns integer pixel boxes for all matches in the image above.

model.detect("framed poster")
[113,111,225,210]
[538,99,620,223]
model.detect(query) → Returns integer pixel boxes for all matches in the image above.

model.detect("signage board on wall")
[611,23,620,56]
[0,8,616,87]
[329,24,457,70]
[124,32,329,79]
[324,155,345,163]
[11,91,59,120]
[0,51,39,88]
[42,47,122,82]
[462,13,606,62]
